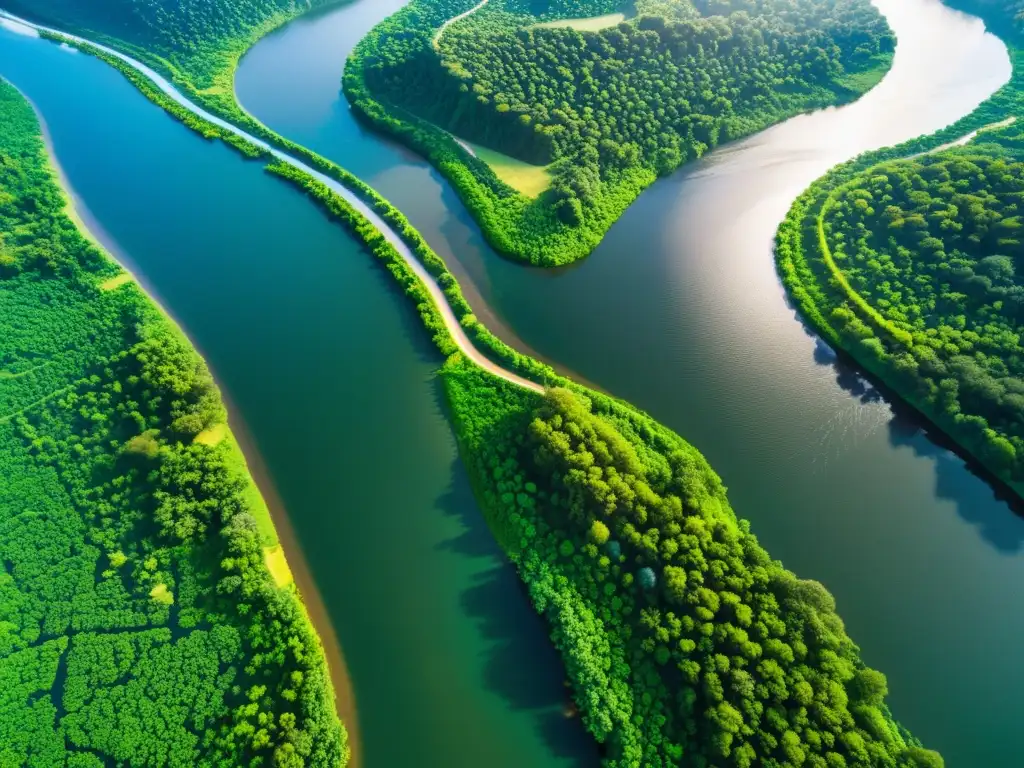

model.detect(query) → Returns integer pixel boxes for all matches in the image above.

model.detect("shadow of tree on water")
[796,313,1024,555]
[428,380,598,767]
[887,410,1024,555]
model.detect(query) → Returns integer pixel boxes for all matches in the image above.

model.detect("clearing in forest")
[531,12,625,31]
[469,141,552,197]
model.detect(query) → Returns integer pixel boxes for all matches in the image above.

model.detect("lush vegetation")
[2,0,341,99]
[14,4,942,764]
[777,0,1024,492]
[88,23,941,763]
[444,360,942,767]
[0,78,346,766]
[345,0,895,265]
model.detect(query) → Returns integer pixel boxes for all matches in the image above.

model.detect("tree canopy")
[776,0,1024,490]
[346,0,894,264]
[443,358,942,767]
[5,0,337,85]
[0,77,347,767]
[822,148,1024,479]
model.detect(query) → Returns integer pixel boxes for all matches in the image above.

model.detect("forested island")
[345,0,895,265]
[777,0,1024,493]
[0,0,955,765]
[0,78,346,766]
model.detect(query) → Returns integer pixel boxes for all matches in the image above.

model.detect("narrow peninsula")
[344,0,896,265]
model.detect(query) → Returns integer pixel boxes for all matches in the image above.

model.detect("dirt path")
[432,0,489,50]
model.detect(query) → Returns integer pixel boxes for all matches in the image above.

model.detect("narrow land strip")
[0,10,542,395]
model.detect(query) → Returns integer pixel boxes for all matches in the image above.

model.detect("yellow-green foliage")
[469,141,552,196]
[531,12,625,31]
[99,272,132,291]
[148,583,174,606]
[263,546,294,588]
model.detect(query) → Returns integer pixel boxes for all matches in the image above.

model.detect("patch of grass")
[532,13,625,31]
[469,142,551,197]
[193,422,227,446]
[263,545,294,588]
[222,431,278,547]
[99,273,132,291]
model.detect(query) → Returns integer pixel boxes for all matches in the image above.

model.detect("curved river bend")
[0,0,1018,764]
[236,0,1022,765]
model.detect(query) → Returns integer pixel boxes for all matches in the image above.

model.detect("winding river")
[235,0,1022,765]
[0,20,593,768]
[0,0,1020,765]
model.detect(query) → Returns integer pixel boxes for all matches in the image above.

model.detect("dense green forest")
[443,361,942,768]
[264,147,945,767]
[1,1,944,764]
[0,0,338,88]
[0,78,347,766]
[345,0,895,264]
[777,0,1024,491]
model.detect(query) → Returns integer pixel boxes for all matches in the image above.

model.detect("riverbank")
[343,0,896,265]
[0,7,557,390]
[0,75,347,766]
[0,21,606,766]
[232,0,1024,762]
[3,7,954,766]
[223,404,363,768]
[776,43,1024,500]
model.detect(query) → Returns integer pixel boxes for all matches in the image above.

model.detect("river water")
[0,23,594,768]
[0,0,1019,763]
[234,0,1023,765]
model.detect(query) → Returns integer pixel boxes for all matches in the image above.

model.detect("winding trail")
[818,117,1021,330]
[908,115,1017,158]
[0,9,542,395]
[432,0,489,50]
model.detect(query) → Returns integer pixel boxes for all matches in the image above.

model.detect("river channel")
[0,21,595,768]
[234,0,1021,764]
